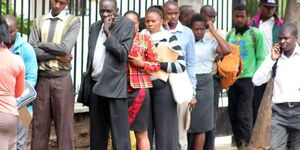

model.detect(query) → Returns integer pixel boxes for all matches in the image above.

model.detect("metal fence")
[0,0,286,94]
[0,0,168,93]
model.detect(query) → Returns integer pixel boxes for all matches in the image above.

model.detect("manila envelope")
[148,45,180,82]
[19,107,32,129]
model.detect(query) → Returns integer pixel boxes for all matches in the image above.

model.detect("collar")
[12,33,23,51]
[196,34,209,44]
[167,21,184,33]
[249,12,283,27]
[291,43,300,56]
[281,43,300,59]
[235,24,249,35]
[259,16,274,25]
[45,10,68,21]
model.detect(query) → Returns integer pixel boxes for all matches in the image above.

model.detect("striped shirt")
[29,10,80,77]
[141,29,186,76]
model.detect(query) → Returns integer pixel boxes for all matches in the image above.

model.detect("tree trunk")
[247,80,273,150]
[284,0,300,43]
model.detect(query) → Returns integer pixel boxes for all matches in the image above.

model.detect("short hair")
[101,0,118,9]
[163,1,178,8]
[279,22,298,37]
[0,16,11,47]
[190,13,205,27]
[148,5,163,12]
[179,5,193,17]
[146,7,163,19]
[2,14,17,27]
[124,10,140,21]
[233,4,248,14]
[200,5,215,14]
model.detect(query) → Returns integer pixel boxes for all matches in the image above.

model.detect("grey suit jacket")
[86,15,134,99]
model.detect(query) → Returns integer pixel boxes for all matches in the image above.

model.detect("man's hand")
[163,19,170,30]
[128,53,145,68]
[188,97,197,110]
[103,16,116,37]
[271,43,281,61]
[206,20,215,32]
[56,53,73,64]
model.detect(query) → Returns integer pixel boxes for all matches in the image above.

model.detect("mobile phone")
[279,46,283,54]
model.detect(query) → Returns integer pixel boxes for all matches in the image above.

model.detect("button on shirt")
[91,27,107,80]
[194,32,218,74]
[253,43,300,103]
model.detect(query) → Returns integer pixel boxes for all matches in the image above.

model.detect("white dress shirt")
[259,17,274,56]
[252,43,300,103]
[91,27,107,80]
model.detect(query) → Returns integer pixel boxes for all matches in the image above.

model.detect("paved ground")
[215,136,237,150]
[216,144,237,150]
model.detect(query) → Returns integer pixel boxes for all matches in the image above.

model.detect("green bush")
[1,0,33,35]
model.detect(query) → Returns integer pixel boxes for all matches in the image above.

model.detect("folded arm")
[37,18,81,56]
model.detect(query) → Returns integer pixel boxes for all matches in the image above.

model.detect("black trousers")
[228,78,254,148]
[89,82,131,150]
[204,75,221,150]
[252,83,267,125]
[148,80,178,150]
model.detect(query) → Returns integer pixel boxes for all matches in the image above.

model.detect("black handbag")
[77,72,92,106]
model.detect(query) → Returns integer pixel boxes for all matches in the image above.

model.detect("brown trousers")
[31,74,75,150]
[0,112,17,150]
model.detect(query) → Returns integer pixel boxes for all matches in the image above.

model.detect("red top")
[0,48,25,116]
[128,33,160,89]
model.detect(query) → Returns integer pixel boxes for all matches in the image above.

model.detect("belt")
[278,102,300,108]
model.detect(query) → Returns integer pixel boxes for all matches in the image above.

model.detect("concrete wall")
[178,0,203,13]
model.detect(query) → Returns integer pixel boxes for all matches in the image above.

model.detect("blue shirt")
[13,33,38,87]
[165,21,197,91]
[194,32,218,74]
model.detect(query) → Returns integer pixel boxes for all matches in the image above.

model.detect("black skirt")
[189,74,214,133]
[128,88,150,131]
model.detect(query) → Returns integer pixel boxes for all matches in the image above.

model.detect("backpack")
[217,27,256,89]
[217,43,243,89]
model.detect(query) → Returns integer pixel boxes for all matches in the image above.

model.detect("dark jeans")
[228,78,254,148]
[252,83,267,125]
[270,104,300,150]
[204,75,221,150]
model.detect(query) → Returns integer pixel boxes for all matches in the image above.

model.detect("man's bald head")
[179,5,195,26]
[3,14,18,44]
[200,5,214,14]
[200,5,216,23]
[279,22,298,37]
[163,1,178,8]
[3,14,17,28]
[163,1,180,28]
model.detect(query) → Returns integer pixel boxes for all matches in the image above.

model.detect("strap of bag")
[272,59,279,78]
[226,27,256,49]
[249,27,256,51]
[225,29,234,42]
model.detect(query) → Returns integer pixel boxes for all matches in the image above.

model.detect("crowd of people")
[0,0,299,150]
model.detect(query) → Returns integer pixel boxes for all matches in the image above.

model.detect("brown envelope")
[148,45,180,82]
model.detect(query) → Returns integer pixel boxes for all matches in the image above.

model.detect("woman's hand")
[128,53,145,68]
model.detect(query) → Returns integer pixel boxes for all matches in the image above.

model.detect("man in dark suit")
[82,0,135,149]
